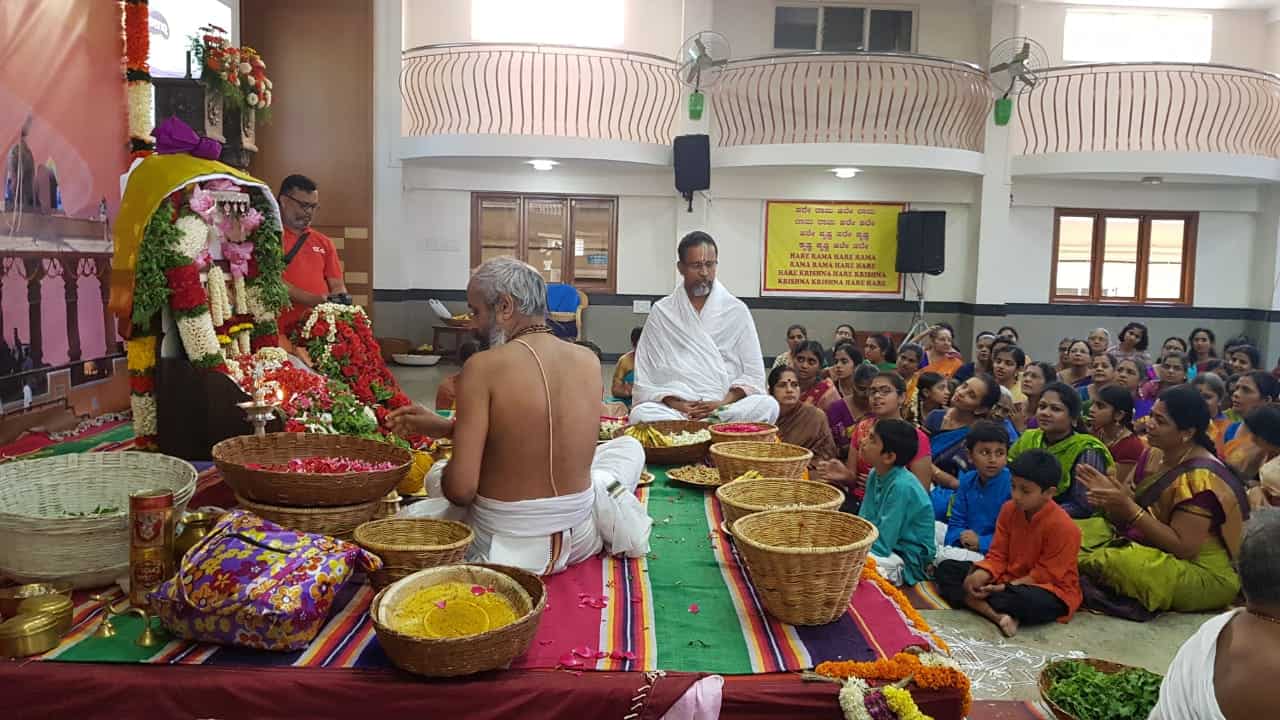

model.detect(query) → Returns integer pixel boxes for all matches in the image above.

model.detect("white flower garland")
[175,215,210,261]
[176,313,222,360]
[839,678,873,720]
[206,265,231,327]
[131,394,158,437]
[126,82,155,143]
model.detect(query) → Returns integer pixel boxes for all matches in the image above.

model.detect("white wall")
[401,0,684,56]
[1016,2,1268,68]
[712,0,988,63]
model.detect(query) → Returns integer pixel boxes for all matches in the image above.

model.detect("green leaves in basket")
[1045,660,1162,720]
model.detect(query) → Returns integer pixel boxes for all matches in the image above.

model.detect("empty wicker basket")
[0,452,197,588]
[709,422,779,446]
[213,433,411,507]
[614,420,711,465]
[372,564,546,677]
[235,494,378,539]
[731,508,877,625]
[710,441,813,484]
[715,477,844,531]
[354,518,474,589]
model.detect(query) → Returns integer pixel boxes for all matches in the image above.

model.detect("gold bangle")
[1126,507,1147,526]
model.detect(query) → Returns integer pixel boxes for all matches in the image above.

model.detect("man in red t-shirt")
[276,174,347,338]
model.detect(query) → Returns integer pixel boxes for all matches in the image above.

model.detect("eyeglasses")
[868,387,897,397]
[682,261,718,272]
[282,194,319,212]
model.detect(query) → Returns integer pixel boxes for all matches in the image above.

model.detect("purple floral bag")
[150,509,381,651]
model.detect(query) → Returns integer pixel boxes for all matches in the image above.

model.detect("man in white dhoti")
[388,257,651,576]
[630,232,779,424]
[1151,511,1279,720]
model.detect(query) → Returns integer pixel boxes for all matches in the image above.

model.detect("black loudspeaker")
[896,211,946,275]
[673,134,710,210]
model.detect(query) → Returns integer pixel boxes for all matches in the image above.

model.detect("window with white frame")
[773,4,914,53]
[1063,9,1212,64]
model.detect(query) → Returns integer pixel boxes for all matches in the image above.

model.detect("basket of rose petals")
[709,422,778,446]
[214,433,411,507]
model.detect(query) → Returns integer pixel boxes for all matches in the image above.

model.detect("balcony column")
[971,2,1018,312]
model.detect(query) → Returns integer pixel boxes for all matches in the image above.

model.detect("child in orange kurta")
[934,448,1083,637]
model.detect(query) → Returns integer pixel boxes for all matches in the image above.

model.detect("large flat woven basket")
[731,508,877,625]
[372,563,546,677]
[0,452,197,588]
[214,433,411,507]
[235,494,378,539]
[614,420,711,465]
[1038,658,1157,720]
[715,477,844,531]
[710,441,813,484]
[709,422,778,446]
[354,518,474,590]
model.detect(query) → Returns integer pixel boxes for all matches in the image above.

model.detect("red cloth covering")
[0,662,963,720]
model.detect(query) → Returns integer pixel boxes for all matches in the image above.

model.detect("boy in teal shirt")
[857,418,937,586]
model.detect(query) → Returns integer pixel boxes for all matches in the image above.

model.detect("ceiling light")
[830,167,861,179]
[527,159,558,171]
[1140,176,1163,185]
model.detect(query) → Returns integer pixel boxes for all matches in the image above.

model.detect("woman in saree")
[1141,351,1189,410]
[1192,372,1231,447]
[792,340,838,412]
[828,353,876,454]
[1115,357,1154,421]
[1226,344,1262,377]
[924,374,1016,519]
[818,370,933,505]
[1058,339,1093,391]
[1076,385,1249,614]
[991,342,1026,406]
[768,365,837,468]
[1189,327,1221,376]
[922,324,964,378]
[1090,384,1146,487]
[954,331,996,382]
[863,333,897,372]
[897,343,924,418]
[1015,361,1057,433]
[1219,370,1279,477]
[770,324,808,372]
[1008,382,1113,519]
[1080,351,1119,414]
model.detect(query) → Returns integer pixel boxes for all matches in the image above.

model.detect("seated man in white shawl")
[630,231,779,424]
[387,257,651,576]
[1151,511,1278,720]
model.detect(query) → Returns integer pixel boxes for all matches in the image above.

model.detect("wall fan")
[987,37,1047,126]
[677,31,730,120]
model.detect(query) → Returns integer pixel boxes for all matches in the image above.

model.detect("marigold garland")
[122,0,154,151]
[862,558,949,653]
[815,653,971,719]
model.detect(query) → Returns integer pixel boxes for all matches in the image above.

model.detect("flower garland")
[815,653,971,718]
[126,180,288,443]
[122,0,154,157]
[861,558,949,653]
[190,25,273,121]
[837,678,934,720]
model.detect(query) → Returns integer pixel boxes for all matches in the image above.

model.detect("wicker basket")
[214,433,412,507]
[614,421,712,466]
[1038,659,1158,720]
[731,509,877,625]
[709,422,779,446]
[372,564,546,677]
[0,453,197,589]
[715,478,844,531]
[235,494,378,539]
[354,519,474,589]
[710,441,813,484]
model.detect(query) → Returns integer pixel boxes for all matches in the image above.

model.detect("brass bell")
[125,608,160,648]
[89,594,118,639]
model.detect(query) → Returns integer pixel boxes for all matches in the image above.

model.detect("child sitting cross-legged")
[935,420,1012,563]
[856,418,936,587]
[934,449,1082,637]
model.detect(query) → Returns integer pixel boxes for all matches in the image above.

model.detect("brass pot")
[0,582,72,619]
[174,511,223,560]
[17,594,73,636]
[0,611,61,658]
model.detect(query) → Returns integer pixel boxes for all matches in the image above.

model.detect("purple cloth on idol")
[154,116,223,160]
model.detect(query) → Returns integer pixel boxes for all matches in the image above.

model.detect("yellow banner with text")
[762,201,905,297]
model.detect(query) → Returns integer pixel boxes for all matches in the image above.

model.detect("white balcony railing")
[401,43,681,146]
[712,52,992,152]
[1014,63,1280,158]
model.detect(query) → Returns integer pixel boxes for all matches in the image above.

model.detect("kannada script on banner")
[762,201,905,296]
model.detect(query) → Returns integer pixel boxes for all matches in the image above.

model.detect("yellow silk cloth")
[108,153,275,337]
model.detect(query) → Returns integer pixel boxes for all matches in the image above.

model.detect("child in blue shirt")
[936,420,1013,563]
[858,419,936,586]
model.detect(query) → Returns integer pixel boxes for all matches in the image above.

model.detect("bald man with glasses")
[277,174,348,338]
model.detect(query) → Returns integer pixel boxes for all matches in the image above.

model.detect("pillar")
[23,258,43,367]
[64,256,82,363]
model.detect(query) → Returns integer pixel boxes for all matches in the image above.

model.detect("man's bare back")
[456,334,601,502]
